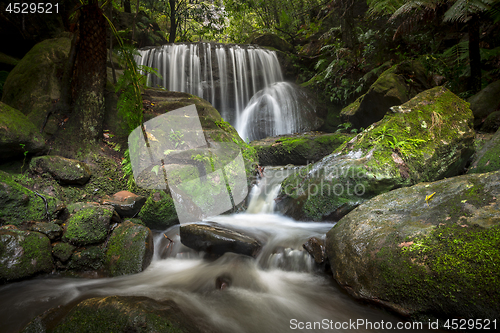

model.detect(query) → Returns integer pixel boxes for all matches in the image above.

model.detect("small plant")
[335,122,353,133]
[19,143,28,174]
[169,130,185,148]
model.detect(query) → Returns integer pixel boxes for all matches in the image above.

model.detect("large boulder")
[0,227,53,282]
[0,170,59,226]
[0,101,45,160]
[101,191,146,218]
[1,37,71,131]
[481,110,500,133]
[340,61,433,129]
[468,79,500,128]
[30,155,92,185]
[180,222,262,258]
[22,295,215,333]
[105,220,153,276]
[326,171,500,320]
[251,132,352,166]
[249,33,294,53]
[468,127,500,174]
[62,204,114,246]
[277,87,475,221]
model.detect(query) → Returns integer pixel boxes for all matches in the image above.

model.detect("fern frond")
[444,0,496,22]
[441,41,469,65]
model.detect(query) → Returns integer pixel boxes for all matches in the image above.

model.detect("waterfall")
[135,43,320,141]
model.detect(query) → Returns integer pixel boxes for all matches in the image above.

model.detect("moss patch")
[62,206,113,246]
[138,190,178,230]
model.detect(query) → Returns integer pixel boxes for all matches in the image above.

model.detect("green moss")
[67,246,105,271]
[138,191,178,230]
[377,224,500,319]
[52,242,75,263]
[0,229,53,281]
[62,206,112,246]
[105,221,152,276]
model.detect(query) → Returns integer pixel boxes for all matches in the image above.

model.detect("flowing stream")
[0,168,435,333]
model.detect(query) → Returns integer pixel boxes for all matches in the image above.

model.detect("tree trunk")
[72,0,107,144]
[132,0,140,44]
[340,0,355,49]
[169,0,177,43]
[124,0,131,13]
[468,14,481,93]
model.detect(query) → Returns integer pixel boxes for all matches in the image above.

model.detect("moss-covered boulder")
[326,171,500,320]
[0,170,59,227]
[52,242,75,263]
[468,79,500,128]
[67,246,105,271]
[105,220,153,276]
[138,190,178,230]
[340,61,433,129]
[250,132,352,166]
[481,110,500,133]
[27,222,62,240]
[30,156,92,185]
[62,205,114,246]
[277,87,474,221]
[248,33,294,53]
[0,228,53,282]
[468,127,500,174]
[1,37,71,131]
[0,101,45,160]
[22,295,214,333]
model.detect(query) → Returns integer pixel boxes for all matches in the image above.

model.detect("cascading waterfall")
[135,43,320,141]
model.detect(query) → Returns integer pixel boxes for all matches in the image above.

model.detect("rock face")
[249,33,294,53]
[251,132,352,166]
[326,171,500,319]
[0,101,45,160]
[277,87,475,221]
[22,295,214,333]
[468,127,500,174]
[62,205,114,246]
[101,191,146,218]
[1,37,71,131]
[180,222,262,258]
[0,227,53,282]
[30,156,92,185]
[105,220,153,276]
[481,110,500,133]
[468,79,500,128]
[341,61,433,129]
[0,170,59,226]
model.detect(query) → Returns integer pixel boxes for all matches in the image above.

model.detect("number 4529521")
[5,3,59,14]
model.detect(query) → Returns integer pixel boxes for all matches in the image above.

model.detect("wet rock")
[0,170,59,227]
[51,242,75,263]
[21,295,215,333]
[30,155,91,185]
[341,60,433,129]
[468,127,500,174]
[468,79,500,128]
[180,222,262,258]
[67,246,105,271]
[0,101,45,160]
[105,220,153,277]
[101,190,146,218]
[62,205,114,246]
[138,190,178,230]
[251,132,352,166]
[0,228,53,282]
[27,222,62,240]
[303,237,326,264]
[481,110,500,133]
[326,171,500,319]
[1,37,71,134]
[278,87,474,221]
[249,33,294,53]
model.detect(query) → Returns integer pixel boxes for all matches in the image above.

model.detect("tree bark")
[169,0,177,43]
[468,14,482,93]
[72,0,107,144]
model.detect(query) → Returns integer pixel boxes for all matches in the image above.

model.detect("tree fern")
[443,0,497,22]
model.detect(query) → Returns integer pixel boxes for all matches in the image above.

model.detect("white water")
[0,170,435,333]
[135,43,319,141]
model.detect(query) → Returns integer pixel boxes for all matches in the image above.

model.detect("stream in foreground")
[0,169,437,333]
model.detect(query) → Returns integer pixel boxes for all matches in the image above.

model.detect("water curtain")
[135,43,318,141]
